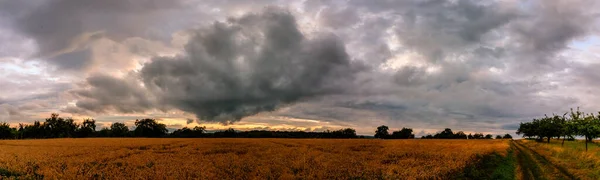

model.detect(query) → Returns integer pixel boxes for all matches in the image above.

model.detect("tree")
[97,127,111,137]
[571,110,600,151]
[390,127,414,139]
[495,135,502,139]
[434,128,454,139]
[467,133,473,139]
[0,122,14,139]
[516,121,538,139]
[454,131,467,139]
[374,125,389,139]
[473,133,484,139]
[111,122,130,137]
[485,134,493,139]
[332,128,357,138]
[172,126,207,138]
[503,134,512,139]
[77,119,96,137]
[133,119,167,137]
[44,113,78,138]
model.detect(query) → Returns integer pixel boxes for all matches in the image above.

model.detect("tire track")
[513,141,576,180]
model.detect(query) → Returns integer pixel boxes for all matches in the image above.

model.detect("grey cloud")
[6,0,184,71]
[73,8,363,124]
[511,0,597,65]
[68,74,156,114]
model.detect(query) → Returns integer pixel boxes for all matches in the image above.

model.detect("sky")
[1,0,600,137]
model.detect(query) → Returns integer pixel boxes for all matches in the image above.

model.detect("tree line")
[516,108,600,151]
[0,114,359,139]
[373,125,512,139]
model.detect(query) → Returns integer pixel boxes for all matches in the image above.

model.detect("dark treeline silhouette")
[0,114,359,139]
[374,125,415,139]
[189,128,359,138]
[373,125,511,140]
[517,108,600,151]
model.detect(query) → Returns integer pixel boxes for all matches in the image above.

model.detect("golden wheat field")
[0,138,509,179]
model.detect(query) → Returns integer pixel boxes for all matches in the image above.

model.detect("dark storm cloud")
[73,8,363,124]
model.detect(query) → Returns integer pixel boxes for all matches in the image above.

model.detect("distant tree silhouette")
[332,128,358,138]
[374,125,389,139]
[133,119,167,137]
[97,127,111,137]
[171,126,206,138]
[495,135,502,139]
[390,128,414,139]
[77,119,96,137]
[454,131,467,139]
[485,134,493,139]
[473,133,484,139]
[502,134,512,139]
[44,113,78,138]
[110,122,130,137]
[467,133,473,139]
[0,122,14,139]
[434,128,454,139]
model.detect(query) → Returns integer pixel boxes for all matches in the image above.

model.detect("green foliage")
[456,150,516,180]
[517,107,600,150]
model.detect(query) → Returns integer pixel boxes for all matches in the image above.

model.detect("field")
[0,139,510,179]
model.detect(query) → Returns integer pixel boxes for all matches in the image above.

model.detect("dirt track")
[513,141,576,180]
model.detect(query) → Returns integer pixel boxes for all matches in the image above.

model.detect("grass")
[518,139,600,179]
[0,138,510,179]
[457,149,516,180]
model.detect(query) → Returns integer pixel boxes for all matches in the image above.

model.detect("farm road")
[513,141,576,180]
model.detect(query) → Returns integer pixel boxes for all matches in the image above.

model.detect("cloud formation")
[71,8,362,124]
[1,0,600,135]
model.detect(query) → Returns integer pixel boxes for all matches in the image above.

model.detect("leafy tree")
[97,127,111,137]
[473,133,484,139]
[77,119,96,137]
[434,128,454,139]
[133,119,167,137]
[374,125,389,139]
[110,122,130,137]
[485,134,493,139]
[572,110,600,151]
[0,122,14,139]
[171,126,207,138]
[44,113,78,138]
[454,131,467,139]
[502,134,512,139]
[332,128,358,138]
[390,127,414,139]
[495,135,502,139]
[467,133,473,139]
[421,134,433,139]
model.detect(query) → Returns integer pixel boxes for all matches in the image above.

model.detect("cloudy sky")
[1,0,599,136]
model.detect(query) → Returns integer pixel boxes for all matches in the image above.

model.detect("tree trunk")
[585,135,588,151]
[547,136,551,143]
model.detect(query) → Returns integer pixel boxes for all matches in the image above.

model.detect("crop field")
[0,139,510,179]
